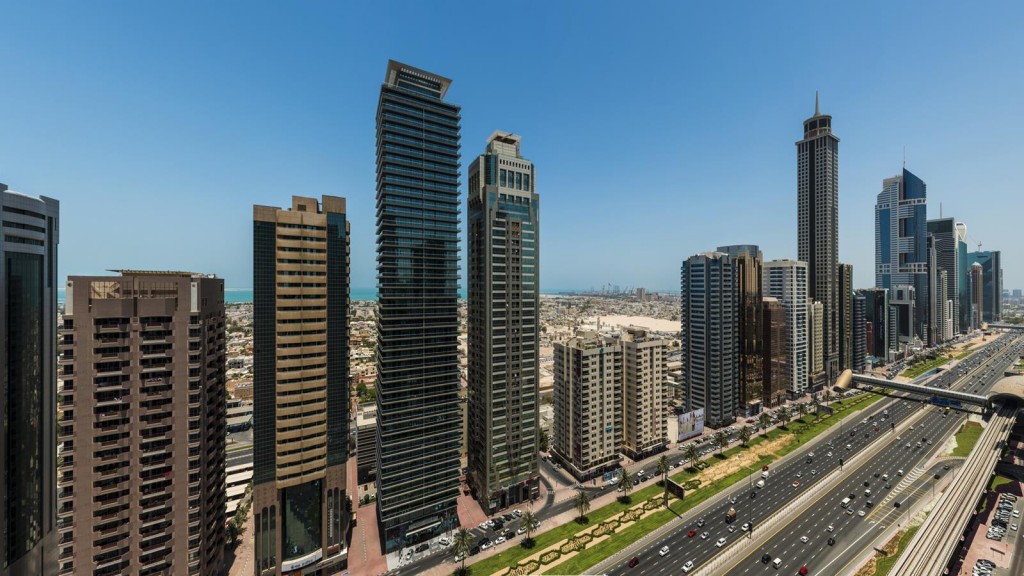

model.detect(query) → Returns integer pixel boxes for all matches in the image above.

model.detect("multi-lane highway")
[595,333,1021,576]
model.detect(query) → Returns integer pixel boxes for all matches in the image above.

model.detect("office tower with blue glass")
[1,184,58,576]
[875,167,929,343]
[252,195,350,575]
[467,131,541,513]
[838,263,854,370]
[968,251,1002,323]
[375,60,462,551]
[796,93,840,386]
[762,260,809,399]
[681,252,738,427]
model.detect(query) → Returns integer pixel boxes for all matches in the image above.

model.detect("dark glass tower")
[375,60,462,551]
[717,245,763,414]
[796,93,840,386]
[1,184,59,576]
[467,132,540,514]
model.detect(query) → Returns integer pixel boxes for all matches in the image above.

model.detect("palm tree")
[758,412,772,436]
[452,528,473,574]
[738,425,752,447]
[574,487,591,523]
[777,405,790,428]
[521,510,538,547]
[617,469,634,501]
[714,430,728,455]
[796,402,807,422]
[657,455,670,506]
[684,443,700,471]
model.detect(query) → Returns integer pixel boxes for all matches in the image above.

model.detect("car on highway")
[826,525,834,532]
[688,529,696,538]
[762,553,772,564]
[682,560,694,572]
[715,537,727,547]
[658,545,669,557]
[741,522,751,532]
[628,556,639,568]
[858,510,866,517]
[800,535,808,543]
[700,531,709,540]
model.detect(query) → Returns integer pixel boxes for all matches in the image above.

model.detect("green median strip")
[872,525,921,575]
[951,422,983,457]
[473,393,886,575]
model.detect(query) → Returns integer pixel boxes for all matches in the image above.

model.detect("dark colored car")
[469,546,480,556]
[827,537,836,546]
[628,556,640,568]
[761,553,772,564]
[415,543,429,553]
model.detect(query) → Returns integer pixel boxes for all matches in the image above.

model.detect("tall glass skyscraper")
[1,184,59,576]
[968,251,1002,323]
[717,245,763,413]
[875,168,929,343]
[796,93,840,385]
[375,60,462,551]
[926,218,963,336]
[681,252,738,427]
[467,132,540,513]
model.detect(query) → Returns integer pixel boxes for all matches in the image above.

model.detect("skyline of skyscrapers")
[796,93,840,387]
[374,60,463,551]
[467,131,541,513]
[2,185,59,576]
[252,195,350,575]
[58,271,227,576]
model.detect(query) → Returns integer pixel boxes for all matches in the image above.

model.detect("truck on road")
[726,507,736,523]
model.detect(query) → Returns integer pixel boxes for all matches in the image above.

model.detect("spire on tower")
[815,90,820,116]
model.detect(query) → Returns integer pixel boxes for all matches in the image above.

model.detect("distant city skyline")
[1,3,1022,292]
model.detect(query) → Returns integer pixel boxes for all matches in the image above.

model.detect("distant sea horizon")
[57,287,675,304]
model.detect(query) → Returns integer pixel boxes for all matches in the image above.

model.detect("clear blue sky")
[2,2,1021,292]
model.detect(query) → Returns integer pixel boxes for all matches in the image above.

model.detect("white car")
[480,541,492,550]
[439,537,450,547]
[453,554,463,563]
[800,535,809,543]
[479,521,489,529]
[1014,510,1021,518]
[494,536,506,545]
[683,560,694,572]
[826,525,834,532]
[516,527,526,535]
[716,537,727,547]
[659,546,670,557]
[858,510,866,517]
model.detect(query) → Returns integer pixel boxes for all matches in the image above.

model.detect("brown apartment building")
[56,271,227,576]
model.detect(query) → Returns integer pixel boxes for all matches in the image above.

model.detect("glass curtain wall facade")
[838,263,853,370]
[875,168,928,343]
[252,196,349,576]
[1,185,58,576]
[955,223,970,332]
[761,297,788,407]
[717,245,763,413]
[968,251,1002,323]
[467,132,540,514]
[926,218,961,335]
[852,294,866,371]
[681,252,738,427]
[796,94,840,383]
[375,60,462,551]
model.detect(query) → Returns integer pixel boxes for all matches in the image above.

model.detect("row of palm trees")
[451,509,540,574]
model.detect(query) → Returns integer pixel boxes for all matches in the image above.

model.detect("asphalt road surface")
[600,334,1022,576]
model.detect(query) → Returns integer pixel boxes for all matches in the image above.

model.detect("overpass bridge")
[835,370,1020,412]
